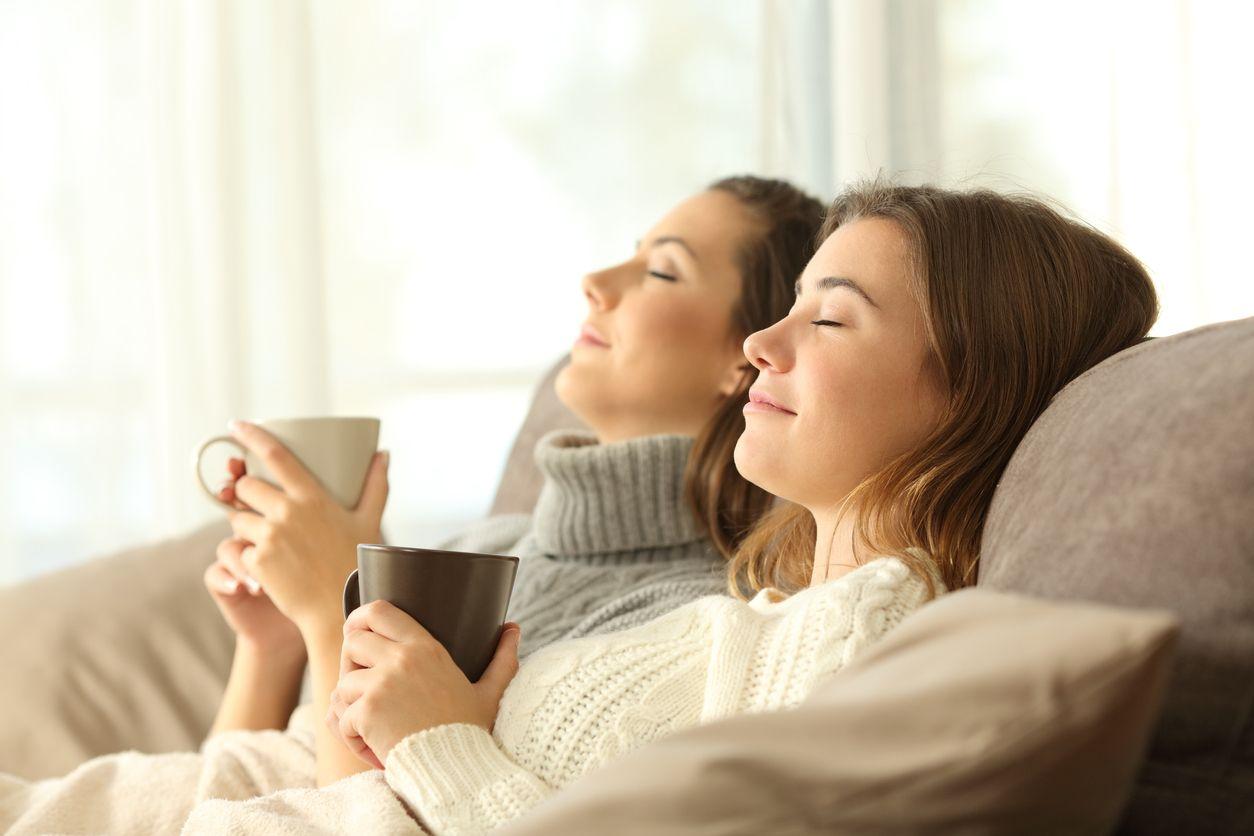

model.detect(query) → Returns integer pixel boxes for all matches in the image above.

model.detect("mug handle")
[194,434,247,508]
[343,569,361,619]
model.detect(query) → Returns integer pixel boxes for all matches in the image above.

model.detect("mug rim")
[357,543,519,564]
[255,415,381,425]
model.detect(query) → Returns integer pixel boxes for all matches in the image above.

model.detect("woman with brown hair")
[168,179,1158,833]
[0,175,826,833]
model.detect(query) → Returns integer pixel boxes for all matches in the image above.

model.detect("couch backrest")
[978,316,1254,833]
[490,356,586,515]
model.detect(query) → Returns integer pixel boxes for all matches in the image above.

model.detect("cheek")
[618,294,731,380]
[799,352,937,478]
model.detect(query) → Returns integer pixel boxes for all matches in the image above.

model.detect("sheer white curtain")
[0,0,762,583]
[762,0,1254,337]
[0,0,330,581]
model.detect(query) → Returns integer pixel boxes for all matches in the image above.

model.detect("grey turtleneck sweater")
[438,429,730,658]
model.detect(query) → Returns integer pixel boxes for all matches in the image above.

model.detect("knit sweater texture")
[0,430,727,835]
[179,553,938,834]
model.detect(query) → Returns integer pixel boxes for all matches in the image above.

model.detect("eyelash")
[648,270,678,282]
[811,319,843,328]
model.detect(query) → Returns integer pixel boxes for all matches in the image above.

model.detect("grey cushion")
[979,316,1254,832]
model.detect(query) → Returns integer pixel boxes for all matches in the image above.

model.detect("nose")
[743,319,792,373]
[580,266,625,312]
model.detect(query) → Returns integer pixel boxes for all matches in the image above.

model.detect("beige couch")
[1,317,1250,833]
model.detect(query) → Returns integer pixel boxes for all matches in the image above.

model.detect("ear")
[717,359,754,398]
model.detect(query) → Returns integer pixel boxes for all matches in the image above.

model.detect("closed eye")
[811,319,843,327]
[648,270,678,282]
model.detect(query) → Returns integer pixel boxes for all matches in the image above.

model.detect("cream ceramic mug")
[193,416,381,509]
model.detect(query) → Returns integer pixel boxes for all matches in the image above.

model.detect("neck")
[809,505,860,587]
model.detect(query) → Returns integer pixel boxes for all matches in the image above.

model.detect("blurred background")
[2,0,1251,583]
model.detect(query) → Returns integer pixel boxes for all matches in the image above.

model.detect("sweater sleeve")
[384,723,554,835]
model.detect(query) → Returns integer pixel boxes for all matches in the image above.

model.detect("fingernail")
[228,419,245,433]
[244,577,261,594]
[222,579,240,593]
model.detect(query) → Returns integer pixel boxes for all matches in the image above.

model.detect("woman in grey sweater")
[194,175,827,785]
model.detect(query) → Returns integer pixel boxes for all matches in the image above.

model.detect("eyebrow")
[638,235,700,263]
[794,275,880,309]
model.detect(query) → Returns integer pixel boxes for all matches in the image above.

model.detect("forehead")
[799,217,912,306]
[643,189,758,265]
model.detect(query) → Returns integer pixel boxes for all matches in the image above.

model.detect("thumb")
[476,623,521,699]
[355,450,390,521]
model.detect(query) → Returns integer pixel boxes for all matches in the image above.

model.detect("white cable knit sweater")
[179,553,937,835]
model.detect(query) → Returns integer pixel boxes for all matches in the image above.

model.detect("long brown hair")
[684,176,825,559]
[729,180,1159,595]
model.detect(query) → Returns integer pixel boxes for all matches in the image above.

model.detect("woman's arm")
[208,641,306,738]
[306,621,375,786]
[211,421,392,783]
[201,531,309,738]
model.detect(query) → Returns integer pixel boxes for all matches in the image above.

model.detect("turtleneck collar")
[528,430,706,557]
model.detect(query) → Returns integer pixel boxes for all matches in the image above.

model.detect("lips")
[575,323,610,348]
[745,388,797,416]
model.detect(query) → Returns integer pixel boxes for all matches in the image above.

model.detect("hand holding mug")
[326,599,522,768]
[220,419,390,637]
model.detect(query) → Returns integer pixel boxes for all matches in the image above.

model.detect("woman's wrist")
[234,635,308,668]
[210,636,308,738]
[297,601,348,653]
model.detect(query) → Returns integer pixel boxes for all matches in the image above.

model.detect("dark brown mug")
[343,544,520,682]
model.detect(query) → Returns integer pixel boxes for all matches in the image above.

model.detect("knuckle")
[265,444,293,470]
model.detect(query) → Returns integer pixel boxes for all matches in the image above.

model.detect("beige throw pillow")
[502,588,1179,836]
[0,520,234,780]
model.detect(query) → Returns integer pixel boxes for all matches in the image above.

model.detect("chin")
[554,365,590,416]
[735,428,810,506]
[555,363,610,433]
[733,430,776,494]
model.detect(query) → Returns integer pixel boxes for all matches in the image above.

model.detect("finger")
[343,599,425,643]
[215,537,261,592]
[340,638,365,677]
[339,700,383,769]
[238,543,265,593]
[343,628,396,670]
[227,510,268,547]
[361,747,384,770]
[327,690,346,735]
[227,420,321,499]
[227,457,246,479]
[204,562,242,595]
[232,474,286,517]
[216,482,249,512]
[331,668,373,706]
[476,623,522,695]
[353,451,390,519]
